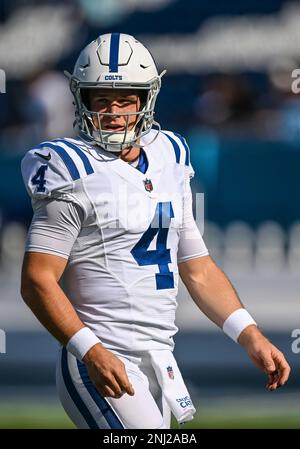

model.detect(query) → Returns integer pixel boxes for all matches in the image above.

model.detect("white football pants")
[56,346,171,429]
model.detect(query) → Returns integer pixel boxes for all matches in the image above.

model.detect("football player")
[21,33,290,429]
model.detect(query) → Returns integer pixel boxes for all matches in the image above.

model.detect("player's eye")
[118,98,137,106]
[119,100,133,106]
[95,98,108,105]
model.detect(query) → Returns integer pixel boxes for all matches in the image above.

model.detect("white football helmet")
[65,33,166,152]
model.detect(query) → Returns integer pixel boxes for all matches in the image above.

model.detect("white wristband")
[222,309,257,343]
[66,327,100,361]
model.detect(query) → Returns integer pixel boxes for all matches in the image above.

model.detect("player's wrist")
[66,327,101,362]
[82,341,107,364]
[237,324,263,347]
[222,308,257,343]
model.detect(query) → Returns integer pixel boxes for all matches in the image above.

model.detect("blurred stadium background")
[0,0,300,429]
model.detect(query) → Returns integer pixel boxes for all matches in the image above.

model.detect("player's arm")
[21,249,134,398]
[177,172,290,391]
[179,256,290,390]
[21,251,81,344]
[21,199,134,399]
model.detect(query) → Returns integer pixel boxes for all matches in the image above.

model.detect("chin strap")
[92,129,136,153]
[88,122,161,153]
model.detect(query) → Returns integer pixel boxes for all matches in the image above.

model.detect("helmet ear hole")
[81,89,91,110]
[138,91,148,109]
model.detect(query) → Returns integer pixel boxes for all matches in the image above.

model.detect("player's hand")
[238,325,291,391]
[82,343,135,398]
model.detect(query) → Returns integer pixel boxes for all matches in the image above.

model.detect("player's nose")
[107,102,121,114]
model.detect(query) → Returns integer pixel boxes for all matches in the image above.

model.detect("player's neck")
[119,145,141,164]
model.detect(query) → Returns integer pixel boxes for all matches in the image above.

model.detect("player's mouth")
[103,125,125,132]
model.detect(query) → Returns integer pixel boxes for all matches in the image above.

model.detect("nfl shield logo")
[143,178,153,192]
[167,366,174,380]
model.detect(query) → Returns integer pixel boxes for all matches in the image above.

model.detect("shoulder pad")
[21,138,94,199]
[161,131,191,166]
[161,130,194,178]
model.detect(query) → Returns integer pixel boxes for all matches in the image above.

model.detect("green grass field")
[0,401,299,429]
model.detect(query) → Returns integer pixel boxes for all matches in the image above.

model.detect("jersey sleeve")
[177,167,209,263]
[22,141,89,258]
[25,198,83,259]
[21,143,74,201]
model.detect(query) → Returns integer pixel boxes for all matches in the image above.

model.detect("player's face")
[88,89,141,132]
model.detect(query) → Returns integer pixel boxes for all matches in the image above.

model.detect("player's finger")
[114,371,135,396]
[99,384,118,398]
[99,373,123,397]
[125,382,135,396]
[119,377,135,396]
[266,371,279,390]
[262,355,276,374]
[259,354,278,390]
[107,378,124,396]
[267,371,278,384]
[278,368,290,386]
[274,355,291,386]
[266,355,290,390]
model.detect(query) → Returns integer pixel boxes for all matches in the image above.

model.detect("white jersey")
[21,129,208,353]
